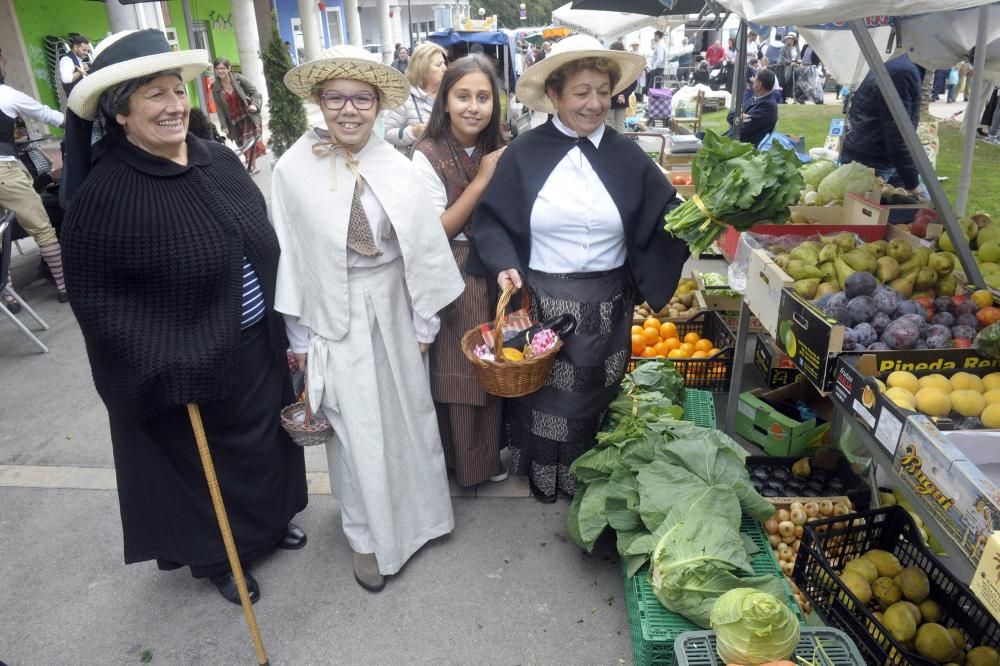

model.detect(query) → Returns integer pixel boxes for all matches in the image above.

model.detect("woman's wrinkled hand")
[497,269,522,291]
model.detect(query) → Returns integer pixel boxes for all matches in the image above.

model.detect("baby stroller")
[793,64,824,104]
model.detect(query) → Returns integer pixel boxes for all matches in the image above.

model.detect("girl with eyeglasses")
[271,46,464,593]
[410,55,508,488]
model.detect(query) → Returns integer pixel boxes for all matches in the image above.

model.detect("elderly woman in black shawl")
[470,35,689,502]
[60,30,307,605]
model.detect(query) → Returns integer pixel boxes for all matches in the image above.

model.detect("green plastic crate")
[674,628,865,666]
[681,389,715,429]
[623,517,804,666]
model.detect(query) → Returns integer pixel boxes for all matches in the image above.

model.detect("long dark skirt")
[108,321,308,578]
[507,267,633,499]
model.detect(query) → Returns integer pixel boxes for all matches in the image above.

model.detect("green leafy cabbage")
[816,162,878,203]
[799,159,838,190]
[710,588,801,664]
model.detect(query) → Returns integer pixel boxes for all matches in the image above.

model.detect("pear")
[819,261,838,285]
[915,267,939,291]
[791,244,820,265]
[815,281,839,299]
[898,255,923,275]
[774,254,791,270]
[834,232,857,253]
[835,257,856,289]
[913,247,932,267]
[862,240,888,258]
[795,278,820,300]
[843,249,877,273]
[786,260,823,281]
[929,252,955,276]
[876,257,901,282]
[886,239,913,262]
[889,271,917,298]
[936,274,958,296]
[819,243,841,263]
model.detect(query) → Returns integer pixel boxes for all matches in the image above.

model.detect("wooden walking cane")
[187,404,269,666]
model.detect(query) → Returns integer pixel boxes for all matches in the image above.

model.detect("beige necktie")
[347,178,382,257]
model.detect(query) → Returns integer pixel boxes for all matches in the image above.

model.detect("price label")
[874,410,903,458]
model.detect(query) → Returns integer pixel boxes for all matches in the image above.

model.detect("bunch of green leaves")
[619,360,685,405]
[664,130,804,255]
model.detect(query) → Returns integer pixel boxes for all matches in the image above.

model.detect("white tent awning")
[551,3,660,42]
[715,0,994,27]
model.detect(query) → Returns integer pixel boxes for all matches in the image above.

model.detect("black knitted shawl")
[468,119,689,312]
[62,134,287,420]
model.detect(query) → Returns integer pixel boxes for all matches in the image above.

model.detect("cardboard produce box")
[843,192,931,226]
[734,381,831,457]
[692,270,742,312]
[971,530,1000,623]
[754,333,801,388]
[893,418,1000,572]
[718,217,887,262]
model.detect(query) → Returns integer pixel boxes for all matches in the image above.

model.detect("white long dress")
[271,129,464,575]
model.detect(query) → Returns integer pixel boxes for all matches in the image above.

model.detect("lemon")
[950,372,985,393]
[951,390,987,417]
[917,374,952,393]
[887,371,920,395]
[501,347,524,361]
[984,373,1000,392]
[915,388,952,417]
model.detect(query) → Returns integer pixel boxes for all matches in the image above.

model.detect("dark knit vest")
[62,134,287,420]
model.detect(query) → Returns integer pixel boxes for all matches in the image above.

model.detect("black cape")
[469,120,688,311]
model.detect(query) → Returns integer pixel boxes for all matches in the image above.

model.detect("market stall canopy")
[715,0,994,27]
[571,0,711,16]
[552,3,661,39]
[426,29,519,88]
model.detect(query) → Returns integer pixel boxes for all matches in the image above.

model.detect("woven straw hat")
[284,45,410,109]
[515,34,645,115]
[68,29,209,121]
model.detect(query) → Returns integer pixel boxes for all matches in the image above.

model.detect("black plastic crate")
[746,455,871,509]
[632,311,735,392]
[794,506,1000,666]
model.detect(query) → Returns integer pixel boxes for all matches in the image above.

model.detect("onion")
[776,509,791,523]
[794,525,803,538]
[818,500,833,516]
[833,503,851,516]
[782,534,796,544]
[792,538,801,552]
[781,560,794,575]
[777,520,796,537]
[804,501,819,517]
[790,508,807,526]
[768,534,781,548]
[789,501,804,513]
[764,518,779,535]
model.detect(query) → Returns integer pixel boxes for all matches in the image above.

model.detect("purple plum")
[847,295,877,325]
[895,300,920,316]
[867,342,891,351]
[931,312,956,327]
[934,297,956,314]
[926,324,952,349]
[853,323,878,347]
[845,272,878,299]
[899,313,928,336]
[871,311,892,335]
[952,324,978,340]
[957,313,978,329]
[957,301,979,316]
[882,318,921,350]
[873,287,898,315]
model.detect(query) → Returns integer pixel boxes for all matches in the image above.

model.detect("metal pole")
[730,20,748,141]
[956,5,990,217]
[407,0,414,49]
[187,404,269,666]
[849,20,985,289]
[180,0,208,113]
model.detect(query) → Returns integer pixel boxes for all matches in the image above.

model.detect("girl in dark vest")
[411,55,508,487]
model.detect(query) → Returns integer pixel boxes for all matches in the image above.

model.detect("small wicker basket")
[460,283,563,398]
[280,387,334,447]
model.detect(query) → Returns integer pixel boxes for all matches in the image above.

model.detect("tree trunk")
[920,69,933,121]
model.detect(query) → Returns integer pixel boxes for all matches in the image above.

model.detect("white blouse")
[528,116,625,274]
[411,146,476,241]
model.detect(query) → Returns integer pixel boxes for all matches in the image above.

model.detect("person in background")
[946,65,960,103]
[706,39,725,68]
[61,29,307,606]
[470,35,688,502]
[187,106,226,144]
[931,68,948,102]
[841,52,923,193]
[0,50,69,310]
[777,32,800,104]
[59,35,91,97]
[391,46,409,74]
[647,31,666,94]
[211,57,265,172]
[275,45,463,593]
[536,41,552,61]
[725,68,778,148]
[676,36,693,78]
[958,59,973,102]
[384,42,447,152]
[607,41,637,132]
[764,28,784,64]
[747,31,761,62]
[628,41,645,102]
[410,55,509,488]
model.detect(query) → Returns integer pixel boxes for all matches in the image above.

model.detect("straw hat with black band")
[61,30,208,207]
[283,44,410,109]
[514,34,645,115]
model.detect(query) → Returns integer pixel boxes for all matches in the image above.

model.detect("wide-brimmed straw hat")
[784,32,799,42]
[68,29,209,121]
[515,34,645,115]
[284,45,410,109]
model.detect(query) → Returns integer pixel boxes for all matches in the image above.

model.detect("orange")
[642,327,660,346]
[708,347,721,357]
[654,341,671,357]
[631,325,644,335]
[684,331,701,345]
[659,322,678,340]
[640,346,657,358]
[667,349,687,359]
[691,350,708,359]
[679,343,695,356]
[695,339,713,352]
[643,316,660,330]
[631,334,645,356]
[664,337,681,351]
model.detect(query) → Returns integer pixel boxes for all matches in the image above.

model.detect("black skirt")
[507,266,633,498]
[108,322,307,577]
